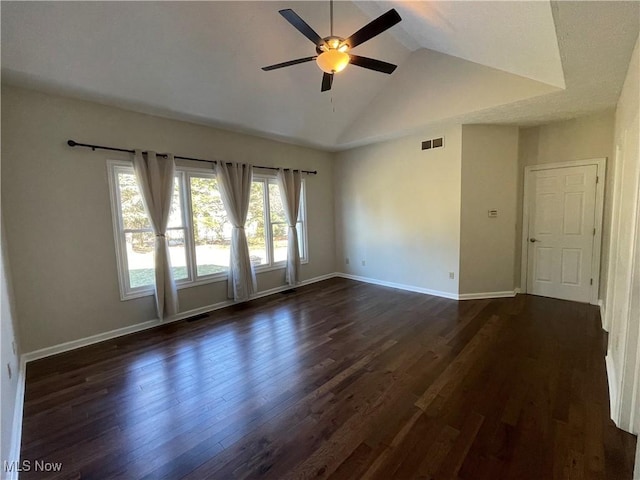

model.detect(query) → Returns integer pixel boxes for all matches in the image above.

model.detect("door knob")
[529,238,538,243]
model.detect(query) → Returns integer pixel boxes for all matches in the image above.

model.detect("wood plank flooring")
[20,278,637,479]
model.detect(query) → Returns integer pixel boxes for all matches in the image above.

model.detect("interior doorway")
[521,159,606,304]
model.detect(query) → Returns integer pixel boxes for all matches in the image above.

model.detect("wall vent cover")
[422,136,444,150]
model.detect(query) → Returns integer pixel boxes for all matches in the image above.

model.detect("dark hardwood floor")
[21,278,637,479]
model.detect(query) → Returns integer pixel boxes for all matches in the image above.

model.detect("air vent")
[421,136,445,150]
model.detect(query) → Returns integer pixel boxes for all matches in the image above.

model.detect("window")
[108,161,307,299]
[250,178,307,266]
[188,174,232,276]
[267,180,306,262]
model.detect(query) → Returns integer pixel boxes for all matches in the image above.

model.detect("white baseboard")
[20,273,524,364]
[6,356,26,480]
[336,273,519,301]
[634,440,640,480]
[22,272,337,363]
[598,299,608,331]
[606,354,621,427]
[335,273,459,300]
[457,290,518,300]
[22,317,166,363]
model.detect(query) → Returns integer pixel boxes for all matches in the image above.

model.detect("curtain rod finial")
[67,139,77,147]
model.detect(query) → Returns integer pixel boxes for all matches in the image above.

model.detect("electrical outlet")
[7,363,12,380]
[361,260,366,266]
[449,272,455,279]
[345,258,350,265]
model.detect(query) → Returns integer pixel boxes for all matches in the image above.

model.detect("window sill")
[119,259,308,301]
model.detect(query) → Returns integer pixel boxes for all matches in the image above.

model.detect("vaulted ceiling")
[2,1,638,151]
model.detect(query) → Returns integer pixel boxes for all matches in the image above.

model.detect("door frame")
[520,158,607,305]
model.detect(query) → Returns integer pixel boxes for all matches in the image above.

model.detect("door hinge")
[590,278,593,285]
[593,228,596,236]
[596,176,599,184]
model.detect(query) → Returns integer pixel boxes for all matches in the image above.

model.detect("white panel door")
[526,164,598,302]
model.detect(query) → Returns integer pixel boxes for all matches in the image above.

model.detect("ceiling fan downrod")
[330,0,334,37]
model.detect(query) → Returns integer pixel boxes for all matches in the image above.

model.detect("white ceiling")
[355,0,565,88]
[2,1,638,151]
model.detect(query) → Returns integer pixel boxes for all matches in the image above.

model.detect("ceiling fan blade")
[321,72,333,92]
[262,56,317,71]
[343,9,401,49]
[349,55,397,74]
[279,9,327,47]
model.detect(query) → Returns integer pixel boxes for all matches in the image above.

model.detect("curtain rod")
[66,140,318,175]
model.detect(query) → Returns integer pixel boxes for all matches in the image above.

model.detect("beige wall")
[604,35,640,436]
[334,125,462,295]
[1,220,21,466]
[460,125,519,294]
[515,111,615,290]
[1,86,336,353]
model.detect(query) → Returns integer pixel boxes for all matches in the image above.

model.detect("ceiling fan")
[262,1,402,92]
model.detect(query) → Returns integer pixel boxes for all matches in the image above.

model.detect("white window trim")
[182,168,229,286]
[299,180,309,264]
[259,176,309,268]
[107,160,308,301]
[107,161,146,300]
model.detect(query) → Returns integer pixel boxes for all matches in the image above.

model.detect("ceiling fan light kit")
[316,49,349,74]
[262,1,402,91]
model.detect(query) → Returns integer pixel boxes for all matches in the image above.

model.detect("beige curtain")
[277,169,302,285]
[132,150,179,319]
[215,161,257,301]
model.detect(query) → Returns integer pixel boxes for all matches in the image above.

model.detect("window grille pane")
[167,229,188,280]
[189,176,231,276]
[297,221,305,259]
[167,176,183,229]
[124,230,188,288]
[268,182,286,224]
[272,223,288,263]
[118,171,182,230]
[298,183,305,222]
[247,181,267,266]
[118,172,152,231]
[125,231,155,288]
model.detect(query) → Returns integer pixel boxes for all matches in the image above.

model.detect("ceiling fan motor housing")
[316,36,347,54]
